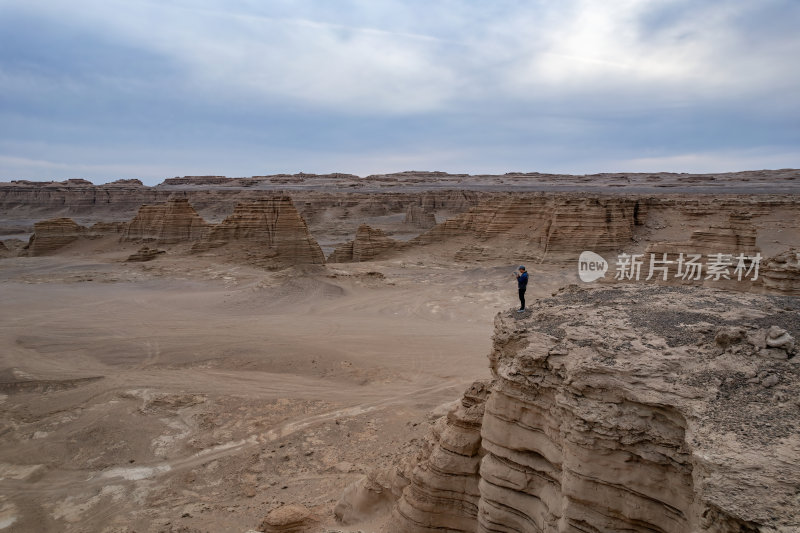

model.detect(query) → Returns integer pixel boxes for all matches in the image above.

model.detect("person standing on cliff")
[515,266,528,312]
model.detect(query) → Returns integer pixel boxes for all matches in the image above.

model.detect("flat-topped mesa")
[327,224,401,263]
[124,198,209,244]
[192,196,325,266]
[762,248,800,295]
[412,196,642,263]
[386,285,799,532]
[25,218,87,255]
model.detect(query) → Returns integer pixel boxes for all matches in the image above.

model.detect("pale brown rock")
[126,246,166,262]
[385,285,800,532]
[646,212,760,257]
[327,225,400,263]
[412,195,641,263]
[192,197,324,267]
[383,381,490,533]
[259,504,316,533]
[762,248,800,295]
[124,198,209,244]
[26,218,87,256]
[404,205,436,229]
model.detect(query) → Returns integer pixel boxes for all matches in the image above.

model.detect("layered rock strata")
[762,249,800,295]
[386,285,799,532]
[412,196,643,263]
[192,197,325,266]
[25,218,87,255]
[404,205,437,229]
[646,212,760,257]
[124,198,209,243]
[383,381,490,533]
[327,225,401,263]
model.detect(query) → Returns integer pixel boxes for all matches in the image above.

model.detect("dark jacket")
[517,271,528,289]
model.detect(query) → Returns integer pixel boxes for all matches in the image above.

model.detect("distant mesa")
[63,178,94,186]
[107,179,144,186]
[162,175,232,186]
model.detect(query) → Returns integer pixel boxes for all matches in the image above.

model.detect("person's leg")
[519,288,526,310]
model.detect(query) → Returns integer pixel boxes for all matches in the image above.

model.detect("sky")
[0,0,798,185]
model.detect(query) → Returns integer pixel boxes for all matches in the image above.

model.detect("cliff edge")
[385,285,799,532]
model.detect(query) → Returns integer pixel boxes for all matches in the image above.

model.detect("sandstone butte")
[124,198,209,244]
[334,284,800,533]
[327,224,401,263]
[191,197,325,267]
[23,195,326,268]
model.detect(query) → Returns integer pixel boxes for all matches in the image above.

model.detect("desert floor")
[0,253,573,532]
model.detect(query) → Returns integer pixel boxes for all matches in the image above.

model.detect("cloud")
[0,1,797,181]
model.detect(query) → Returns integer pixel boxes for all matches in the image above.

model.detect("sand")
[0,252,570,532]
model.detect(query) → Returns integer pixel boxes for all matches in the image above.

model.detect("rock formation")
[412,196,643,263]
[646,212,760,257]
[383,381,490,533]
[404,205,437,229]
[762,249,800,295]
[259,504,317,532]
[90,221,128,235]
[385,285,800,532]
[25,218,87,255]
[327,225,400,263]
[124,198,209,244]
[126,246,166,262]
[192,197,325,266]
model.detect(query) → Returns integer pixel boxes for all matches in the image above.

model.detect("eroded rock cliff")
[327,225,401,263]
[763,249,800,295]
[124,198,209,244]
[192,197,325,266]
[386,285,799,532]
[646,212,760,257]
[412,196,643,263]
[404,205,437,229]
[25,218,87,255]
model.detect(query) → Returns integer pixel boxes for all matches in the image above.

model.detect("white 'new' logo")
[578,251,608,282]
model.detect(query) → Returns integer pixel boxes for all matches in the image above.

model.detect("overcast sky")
[1,0,798,185]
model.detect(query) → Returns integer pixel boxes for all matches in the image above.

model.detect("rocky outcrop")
[383,381,490,533]
[126,246,166,262]
[259,504,317,532]
[646,212,760,257]
[90,221,127,234]
[386,285,800,532]
[762,249,800,295]
[25,218,87,255]
[412,196,642,263]
[124,198,209,244]
[192,197,325,266]
[404,205,437,229]
[327,225,400,263]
